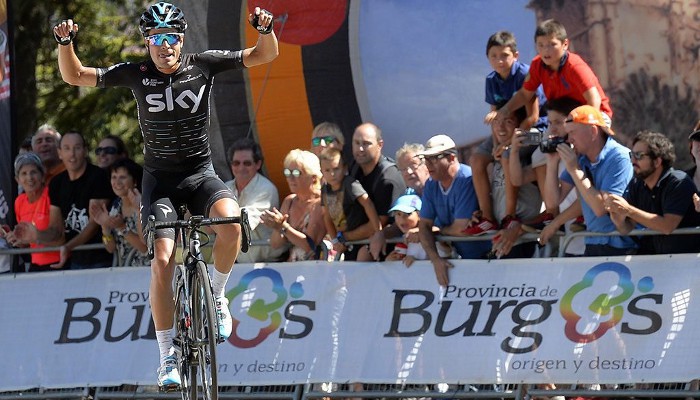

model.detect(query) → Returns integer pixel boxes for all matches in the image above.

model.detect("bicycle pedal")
[158,383,181,393]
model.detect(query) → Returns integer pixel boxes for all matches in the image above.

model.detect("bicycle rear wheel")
[191,260,218,400]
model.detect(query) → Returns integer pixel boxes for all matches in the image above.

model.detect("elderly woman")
[90,158,148,266]
[261,149,326,261]
[4,152,62,271]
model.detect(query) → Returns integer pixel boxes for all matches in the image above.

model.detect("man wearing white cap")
[418,134,490,286]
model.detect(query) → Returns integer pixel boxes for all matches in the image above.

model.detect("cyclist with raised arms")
[54,2,278,389]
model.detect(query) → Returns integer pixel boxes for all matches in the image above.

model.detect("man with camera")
[485,107,543,259]
[542,105,636,257]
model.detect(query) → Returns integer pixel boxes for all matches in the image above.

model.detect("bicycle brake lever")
[240,209,251,253]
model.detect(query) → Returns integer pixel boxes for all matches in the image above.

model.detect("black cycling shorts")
[141,163,237,241]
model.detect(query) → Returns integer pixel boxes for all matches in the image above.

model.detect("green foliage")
[14,0,148,163]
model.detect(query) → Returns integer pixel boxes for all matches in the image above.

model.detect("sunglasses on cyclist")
[311,136,337,147]
[95,146,118,156]
[283,168,303,178]
[232,160,254,167]
[146,33,183,47]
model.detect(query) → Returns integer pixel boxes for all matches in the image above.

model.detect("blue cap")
[389,194,422,214]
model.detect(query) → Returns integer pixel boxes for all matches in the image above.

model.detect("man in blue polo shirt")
[554,105,636,256]
[418,134,490,286]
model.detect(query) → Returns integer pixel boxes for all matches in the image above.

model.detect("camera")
[540,135,568,153]
[520,128,543,146]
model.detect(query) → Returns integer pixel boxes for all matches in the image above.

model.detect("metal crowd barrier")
[2,226,699,267]
[2,382,698,400]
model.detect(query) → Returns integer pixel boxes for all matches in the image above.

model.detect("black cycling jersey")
[97,50,244,173]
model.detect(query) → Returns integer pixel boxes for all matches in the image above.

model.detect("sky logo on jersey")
[146,85,206,113]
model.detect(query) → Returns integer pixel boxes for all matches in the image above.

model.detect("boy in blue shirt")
[468,31,546,235]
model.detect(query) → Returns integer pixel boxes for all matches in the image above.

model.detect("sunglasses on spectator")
[283,168,303,178]
[146,33,183,46]
[232,160,254,167]
[424,153,449,163]
[95,146,118,156]
[629,151,651,161]
[311,136,337,147]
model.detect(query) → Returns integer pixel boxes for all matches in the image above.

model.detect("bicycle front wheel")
[191,260,219,400]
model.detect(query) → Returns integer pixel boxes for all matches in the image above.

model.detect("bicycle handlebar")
[146,209,251,260]
[150,215,242,230]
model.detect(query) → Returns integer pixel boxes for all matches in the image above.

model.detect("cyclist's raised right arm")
[54,20,98,87]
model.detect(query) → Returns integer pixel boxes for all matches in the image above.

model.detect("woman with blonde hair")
[261,149,326,261]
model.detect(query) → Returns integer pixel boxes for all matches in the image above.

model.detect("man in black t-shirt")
[54,2,278,388]
[15,131,114,269]
[605,131,700,254]
[350,123,406,259]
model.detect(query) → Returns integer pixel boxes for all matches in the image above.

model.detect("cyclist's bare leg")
[151,237,179,386]
[208,197,241,340]
[209,197,242,277]
[150,237,177,331]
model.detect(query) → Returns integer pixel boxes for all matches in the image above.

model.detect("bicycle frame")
[146,209,251,400]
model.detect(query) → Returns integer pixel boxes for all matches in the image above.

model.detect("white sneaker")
[216,296,232,340]
[157,354,181,389]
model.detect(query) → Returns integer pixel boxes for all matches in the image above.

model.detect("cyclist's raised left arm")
[242,8,278,68]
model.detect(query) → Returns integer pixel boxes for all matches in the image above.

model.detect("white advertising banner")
[1,255,699,390]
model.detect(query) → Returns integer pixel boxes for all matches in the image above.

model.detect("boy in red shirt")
[495,19,612,124]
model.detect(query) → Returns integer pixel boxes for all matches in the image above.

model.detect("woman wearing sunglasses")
[94,135,128,169]
[310,121,345,156]
[53,1,278,389]
[261,149,326,261]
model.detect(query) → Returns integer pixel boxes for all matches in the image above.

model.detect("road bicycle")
[146,207,251,400]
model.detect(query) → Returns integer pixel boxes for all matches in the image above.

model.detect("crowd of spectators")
[2,18,700,281]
